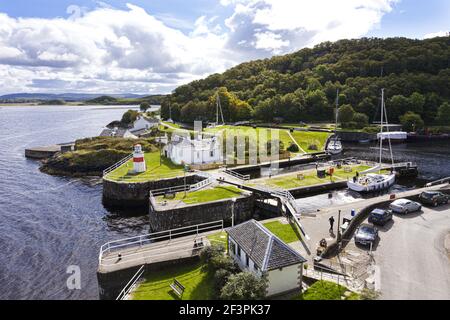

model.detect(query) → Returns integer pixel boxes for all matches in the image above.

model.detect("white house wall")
[266,264,301,297]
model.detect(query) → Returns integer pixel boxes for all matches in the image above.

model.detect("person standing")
[329,216,335,232]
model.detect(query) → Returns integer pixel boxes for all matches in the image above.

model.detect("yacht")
[327,89,343,155]
[347,89,396,193]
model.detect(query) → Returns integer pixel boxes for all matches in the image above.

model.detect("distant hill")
[0,93,156,103]
[162,36,450,125]
[85,94,166,105]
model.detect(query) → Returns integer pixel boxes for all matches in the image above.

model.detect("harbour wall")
[336,131,377,142]
[149,195,255,232]
[102,174,202,208]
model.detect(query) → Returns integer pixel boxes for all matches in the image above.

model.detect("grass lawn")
[293,280,360,300]
[159,186,244,204]
[132,260,214,300]
[105,152,185,182]
[260,165,371,189]
[290,131,331,153]
[207,231,228,250]
[263,221,300,243]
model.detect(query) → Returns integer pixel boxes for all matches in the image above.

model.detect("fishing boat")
[347,89,396,193]
[327,89,343,155]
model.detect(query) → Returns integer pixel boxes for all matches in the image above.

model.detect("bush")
[287,143,300,153]
[199,245,224,265]
[210,255,238,273]
[220,272,267,300]
[400,111,424,132]
[213,269,233,297]
[308,144,318,151]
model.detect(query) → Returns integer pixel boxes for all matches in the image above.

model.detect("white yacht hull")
[347,174,396,193]
[327,141,343,155]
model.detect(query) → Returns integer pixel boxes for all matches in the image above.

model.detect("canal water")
[0,105,449,300]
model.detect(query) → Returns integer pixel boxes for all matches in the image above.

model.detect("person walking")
[329,216,335,232]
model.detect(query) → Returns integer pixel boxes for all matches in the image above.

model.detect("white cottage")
[163,134,222,165]
[130,116,159,134]
[226,220,307,297]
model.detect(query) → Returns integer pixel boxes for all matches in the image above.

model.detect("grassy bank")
[262,221,301,244]
[157,186,244,204]
[293,280,360,300]
[132,260,214,300]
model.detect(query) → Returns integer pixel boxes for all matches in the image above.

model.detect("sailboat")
[327,89,343,155]
[347,89,396,193]
[207,93,225,128]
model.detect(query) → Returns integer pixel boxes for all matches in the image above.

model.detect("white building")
[99,127,137,139]
[130,116,159,134]
[226,220,307,297]
[163,134,222,165]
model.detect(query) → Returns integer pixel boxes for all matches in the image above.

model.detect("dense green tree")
[400,112,424,132]
[220,272,267,300]
[121,110,139,125]
[338,104,356,125]
[436,102,450,125]
[140,102,150,112]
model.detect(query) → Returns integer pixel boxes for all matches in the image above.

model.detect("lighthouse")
[133,144,146,173]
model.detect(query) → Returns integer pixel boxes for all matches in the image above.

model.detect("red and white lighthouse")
[133,144,146,173]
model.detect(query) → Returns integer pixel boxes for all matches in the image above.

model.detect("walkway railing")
[103,154,133,176]
[99,220,224,266]
[426,176,450,187]
[116,265,145,300]
[223,169,250,181]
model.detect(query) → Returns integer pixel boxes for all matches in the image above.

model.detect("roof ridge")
[261,235,273,272]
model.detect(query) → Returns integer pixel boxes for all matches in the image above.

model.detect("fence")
[99,220,224,266]
[426,176,450,187]
[223,169,250,181]
[103,154,133,176]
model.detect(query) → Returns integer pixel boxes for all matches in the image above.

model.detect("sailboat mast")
[216,94,219,125]
[335,89,339,136]
[379,89,384,169]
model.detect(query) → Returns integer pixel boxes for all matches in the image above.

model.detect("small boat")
[348,89,396,193]
[327,89,343,155]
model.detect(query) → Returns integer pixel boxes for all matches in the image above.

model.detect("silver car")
[389,199,422,214]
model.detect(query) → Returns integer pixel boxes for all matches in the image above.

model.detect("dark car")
[368,209,393,226]
[355,224,378,247]
[419,191,449,207]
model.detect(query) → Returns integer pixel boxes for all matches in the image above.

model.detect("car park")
[354,224,378,246]
[368,208,393,226]
[419,191,449,207]
[389,199,422,214]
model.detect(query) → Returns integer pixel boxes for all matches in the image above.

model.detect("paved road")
[371,205,450,300]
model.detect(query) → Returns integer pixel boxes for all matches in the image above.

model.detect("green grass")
[293,280,360,300]
[263,221,300,243]
[259,165,371,189]
[159,186,244,204]
[207,232,228,250]
[290,131,330,153]
[105,152,185,182]
[132,260,214,300]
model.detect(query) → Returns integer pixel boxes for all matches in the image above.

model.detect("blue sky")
[0,0,448,95]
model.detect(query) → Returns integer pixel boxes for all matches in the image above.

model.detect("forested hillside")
[161,37,450,127]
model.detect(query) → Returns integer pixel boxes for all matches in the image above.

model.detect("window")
[230,242,236,255]
[210,150,214,157]
[246,255,249,267]
[237,246,241,258]
[197,152,200,159]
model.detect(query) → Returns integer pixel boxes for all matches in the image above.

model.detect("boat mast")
[383,92,395,165]
[335,89,339,137]
[216,94,219,125]
[379,89,384,171]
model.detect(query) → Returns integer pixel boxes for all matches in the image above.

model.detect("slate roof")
[99,128,129,137]
[226,220,307,272]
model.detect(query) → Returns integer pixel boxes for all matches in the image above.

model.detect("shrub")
[213,269,233,298]
[210,254,238,273]
[287,143,300,153]
[400,112,424,132]
[199,245,224,264]
[308,144,318,151]
[220,272,267,300]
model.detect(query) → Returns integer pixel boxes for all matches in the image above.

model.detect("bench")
[170,279,185,298]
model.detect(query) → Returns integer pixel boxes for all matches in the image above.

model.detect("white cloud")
[423,30,449,39]
[0,1,398,95]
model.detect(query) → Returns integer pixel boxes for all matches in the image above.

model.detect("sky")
[0,0,448,95]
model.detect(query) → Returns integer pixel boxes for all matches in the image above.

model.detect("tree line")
[161,36,450,129]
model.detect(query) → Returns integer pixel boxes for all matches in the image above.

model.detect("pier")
[25,142,74,159]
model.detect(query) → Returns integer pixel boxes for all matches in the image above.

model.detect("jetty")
[25,142,74,159]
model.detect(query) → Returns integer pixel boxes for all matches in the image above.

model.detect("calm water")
[0,106,449,300]
[0,105,156,300]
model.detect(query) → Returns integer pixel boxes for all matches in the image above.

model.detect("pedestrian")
[329,216,335,232]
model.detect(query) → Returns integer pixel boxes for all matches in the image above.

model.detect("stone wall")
[102,174,202,208]
[336,131,377,142]
[149,195,255,232]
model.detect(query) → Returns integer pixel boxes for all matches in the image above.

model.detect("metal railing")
[103,154,133,176]
[116,265,145,300]
[426,176,450,187]
[98,220,224,266]
[223,169,250,181]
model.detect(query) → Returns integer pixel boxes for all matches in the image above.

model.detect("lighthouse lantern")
[133,144,146,173]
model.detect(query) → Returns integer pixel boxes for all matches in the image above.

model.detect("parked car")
[389,199,422,214]
[355,224,378,246]
[368,208,393,226]
[419,191,449,207]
